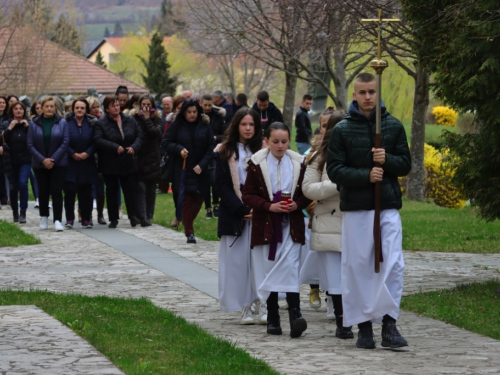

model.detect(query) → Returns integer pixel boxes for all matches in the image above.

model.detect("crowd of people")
[0,72,412,349]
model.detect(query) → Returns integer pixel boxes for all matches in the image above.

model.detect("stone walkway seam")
[1,207,500,374]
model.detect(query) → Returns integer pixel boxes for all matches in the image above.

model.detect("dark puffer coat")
[326,101,411,212]
[94,112,143,176]
[161,102,214,196]
[132,110,162,181]
[28,114,69,169]
[65,112,98,185]
[1,118,32,166]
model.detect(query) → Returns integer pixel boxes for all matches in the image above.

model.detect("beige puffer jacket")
[302,154,342,252]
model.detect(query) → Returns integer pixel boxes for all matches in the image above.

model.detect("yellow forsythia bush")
[424,143,466,209]
[431,106,458,126]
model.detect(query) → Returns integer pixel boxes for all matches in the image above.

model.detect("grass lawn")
[400,198,500,253]
[401,122,457,146]
[401,279,500,341]
[0,220,40,247]
[0,290,278,375]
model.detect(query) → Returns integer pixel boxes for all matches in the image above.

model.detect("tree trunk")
[283,68,298,130]
[332,45,348,111]
[405,61,430,201]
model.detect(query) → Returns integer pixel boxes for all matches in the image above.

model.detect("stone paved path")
[0,305,124,374]
[1,208,500,374]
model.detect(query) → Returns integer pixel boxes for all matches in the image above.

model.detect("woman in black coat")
[132,94,162,227]
[0,101,31,223]
[64,98,98,229]
[162,99,214,244]
[94,95,142,229]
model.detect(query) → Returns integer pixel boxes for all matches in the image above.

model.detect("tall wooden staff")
[362,10,400,273]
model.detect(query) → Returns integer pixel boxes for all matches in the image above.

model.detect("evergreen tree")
[95,51,107,69]
[49,14,82,55]
[158,0,176,36]
[113,21,124,37]
[138,32,176,99]
[104,27,110,38]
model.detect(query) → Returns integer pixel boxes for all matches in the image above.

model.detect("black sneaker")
[381,320,408,348]
[335,317,354,339]
[205,210,213,219]
[109,220,118,228]
[213,206,219,218]
[19,212,26,224]
[130,217,140,227]
[356,324,376,349]
[13,211,19,223]
[65,220,74,229]
[267,321,282,335]
[288,307,307,338]
[187,234,197,244]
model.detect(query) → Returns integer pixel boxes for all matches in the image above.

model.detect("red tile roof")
[0,28,149,97]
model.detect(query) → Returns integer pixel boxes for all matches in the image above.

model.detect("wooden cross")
[361,10,400,273]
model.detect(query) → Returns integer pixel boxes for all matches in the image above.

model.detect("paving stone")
[1,208,500,374]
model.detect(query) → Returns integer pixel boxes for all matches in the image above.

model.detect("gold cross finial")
[362,9,400,61]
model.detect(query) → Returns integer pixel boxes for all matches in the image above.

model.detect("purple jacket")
[27,114,69,169]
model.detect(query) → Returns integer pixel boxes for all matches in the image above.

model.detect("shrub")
[431,106,458,126]
[456,112,478,134]
[424,143,466,209]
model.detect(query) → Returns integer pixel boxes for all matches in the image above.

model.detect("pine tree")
[113,21,124,37]
[104,27,110,38]
[95,51,107,69]
[49,14,82,55]
[138,32,176,99]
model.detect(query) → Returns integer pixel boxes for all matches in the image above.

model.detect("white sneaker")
[240,307,255,325]
[54,220,64,232]
[257,302,268,325]
[48,202,52,209]
[39,216,48,230]
[34,198,39,208]
[326,295,336,320]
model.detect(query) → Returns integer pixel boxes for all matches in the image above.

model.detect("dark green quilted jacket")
[326,101,411,212]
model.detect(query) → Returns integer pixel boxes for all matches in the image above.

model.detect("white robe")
[252,153,301,303]
[299,217,321,285]
[341,209,404,327]
[218,143,256,312]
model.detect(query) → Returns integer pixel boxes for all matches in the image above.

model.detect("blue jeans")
[296,142,311,156]
[10,163,32,213]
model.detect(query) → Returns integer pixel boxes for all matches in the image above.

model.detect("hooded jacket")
[326,101,411,212]
[242,148,311,247]
[251,102,284,132]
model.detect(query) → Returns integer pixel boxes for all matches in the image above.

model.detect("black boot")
[288,307,307,338]
[356,321,376,349]
[13,210,19,223]
[335,316,354,339]
[19,211,26,224]
[381,315,408,348]
[266,292,282,335]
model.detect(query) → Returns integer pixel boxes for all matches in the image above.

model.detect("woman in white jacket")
[302,110,353,339]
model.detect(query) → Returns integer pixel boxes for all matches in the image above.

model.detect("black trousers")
[34,167,66,222]
[64,181,93,222]
[136,180,156,220]
[203,161,219,209]
[103,173,138,222]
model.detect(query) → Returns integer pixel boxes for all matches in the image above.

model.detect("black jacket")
[215,154,251,238]
[251,102,284,132]
[133,112,162,181]
[207,108,226,144]
[1,118,32,166]
[326,101,411,212]
[219,98,234,124]
[65,113,98,185]
[94,113,143,176]
[294,107,312,143]
[161,105,214,196]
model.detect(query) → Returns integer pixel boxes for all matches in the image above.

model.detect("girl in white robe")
[242,122,311,338]
[215,108,263,325]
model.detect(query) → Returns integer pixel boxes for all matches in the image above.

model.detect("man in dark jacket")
[294,94,313,155]
[251,91,283,133]
[212,90,234,124]
[327,72,411,350]
[201,94,225,218]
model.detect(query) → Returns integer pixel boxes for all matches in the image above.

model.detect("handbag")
[160,153,174,182]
